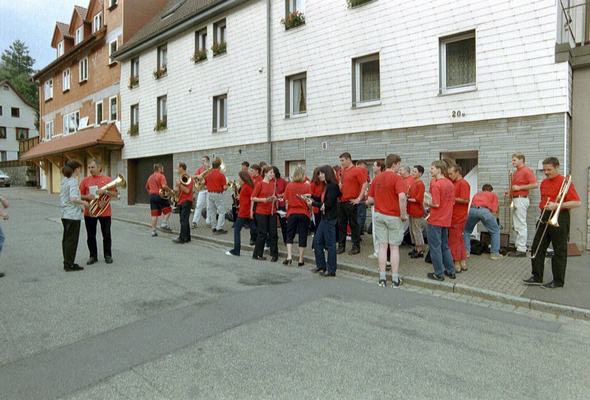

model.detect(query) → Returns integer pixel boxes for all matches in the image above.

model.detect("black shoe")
[64,264,84,272]
[297,261,305,267]
[348,247,360,255]
[336,247,345,254]
[249,240,256,246]
[408,249,417,256]
[105,256,113,264]
[0,272,5,277]
[411,252,424,259]
[427,272,444,281]
[172,238,185,244]
[253,256,267,261]
[312,267,326,273]
[542,281,564,289]
[212,228,217,233]
[86,257,98,265]
[270,256,278,262]
[507,250,527,257]
[214,229,228,235]
[392,278,402,288]
[378,279,386,287]
[444,271,456,280]
[523,276,543,286]
[321,271,336,277]
[282,259,293,265]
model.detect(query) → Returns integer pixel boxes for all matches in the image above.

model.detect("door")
[133,154,174,204]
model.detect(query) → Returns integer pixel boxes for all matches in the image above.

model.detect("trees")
[0,40,38,108]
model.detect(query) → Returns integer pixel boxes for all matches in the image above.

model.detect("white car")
[0,170,11,187]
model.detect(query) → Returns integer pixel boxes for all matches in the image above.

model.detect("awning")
[21,123,123,161]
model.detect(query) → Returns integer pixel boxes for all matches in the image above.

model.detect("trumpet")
[89,174,127,217]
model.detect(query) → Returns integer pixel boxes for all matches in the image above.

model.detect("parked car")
[0,170,11,187]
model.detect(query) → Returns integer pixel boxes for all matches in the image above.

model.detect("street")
[0,190,589,400]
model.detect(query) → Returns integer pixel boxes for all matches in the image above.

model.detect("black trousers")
[62,219,81,268]
[179,201,193,242]
[84,216,112,259]
[253,214,278,258]
[337,201,360,249]
[531,211,570,286]
[286,214,310,247]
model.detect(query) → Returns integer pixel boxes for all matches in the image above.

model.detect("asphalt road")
[0,190,589,399]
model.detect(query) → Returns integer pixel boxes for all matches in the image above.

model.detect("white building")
[0,80,39,161]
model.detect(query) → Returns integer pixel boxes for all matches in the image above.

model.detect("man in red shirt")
[463,184,502,260]
[400,166,414,192]
[191,155,210,228]
[425,160,456,281]
[367,154,407,288]
[523,157,581,288]
[355,160,370,236]
[407,165,426,258]
[145,164,172,237]
[337,152,368,255]
[173,162,194,244]
[79,159,116,265]
[507,152,538,257]
[205,157,228,235]
[448,165,471,272]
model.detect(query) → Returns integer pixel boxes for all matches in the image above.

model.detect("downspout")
[267,0,273,164]
[564,112,568,175]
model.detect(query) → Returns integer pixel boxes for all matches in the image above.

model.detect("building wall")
[0,84,39,159]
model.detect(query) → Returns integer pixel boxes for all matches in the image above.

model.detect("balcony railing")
[558,0,590,47]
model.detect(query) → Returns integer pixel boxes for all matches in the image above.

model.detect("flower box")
[212,41,227,56]
[347,0,374,7]
[128,124,139,136]
[192,49,208,63]
[154,120,167,132]
[153,67,167,79]
[281,11,305,29]
[128,75,139,89]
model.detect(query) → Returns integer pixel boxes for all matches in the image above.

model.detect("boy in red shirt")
[337,152,368,255]
[448,165,471,272]
[205,158,228,235]
[173,162,194,244]
[145,163,172,237]
[407,165,426,258]
[425,160,456,281]
[463,184,502,260]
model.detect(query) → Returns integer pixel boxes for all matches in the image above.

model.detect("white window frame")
[214,19,226,45]
[352,53,381,108]
[157,44,167,71]
[62,68,71,92]
[63,111,80,134]
[196,28,207,53]
[130,57,139,78]
[109,96,118,122]
[157,95,167,126]
[439,31,477,95]
[95,101,104,125]
[213,94,227,132]
[285,72,307,118]
[44,79,54,101]
[57,41,64,57]
[92,12,102,33]
[130,103,139,128]
[75,26,84,45]
[44,121,54,141]
[108,39,118,65]
[79,57,88,82]
[287,0,305,13]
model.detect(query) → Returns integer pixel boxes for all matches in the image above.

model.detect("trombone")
[529,175,572,259]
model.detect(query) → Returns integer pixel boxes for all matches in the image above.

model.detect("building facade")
[0,81,38,161]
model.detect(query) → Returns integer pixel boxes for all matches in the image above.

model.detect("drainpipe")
[267,0,273,164]
[564,113,569,175]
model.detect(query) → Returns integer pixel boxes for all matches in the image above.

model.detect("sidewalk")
[10,187,590,315]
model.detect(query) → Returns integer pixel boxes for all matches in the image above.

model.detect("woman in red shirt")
[272,166,288,244]
[226,171,254,257]
[310,167,325,233]
[283,166,312,266]
[251,166,279,261]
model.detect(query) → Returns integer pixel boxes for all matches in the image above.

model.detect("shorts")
[373,211,404,246]
[150,194,172,217]
[409,216,425,246]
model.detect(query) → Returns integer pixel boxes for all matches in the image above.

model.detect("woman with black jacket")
[306,165,341,277]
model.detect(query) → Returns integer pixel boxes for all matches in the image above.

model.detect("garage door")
[133,155,174,204]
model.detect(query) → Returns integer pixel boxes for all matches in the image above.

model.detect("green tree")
[0,40,38,108]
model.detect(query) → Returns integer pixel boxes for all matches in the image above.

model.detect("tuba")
[89,174,127,217]
[194,168,211,191]
[180,173,192,187]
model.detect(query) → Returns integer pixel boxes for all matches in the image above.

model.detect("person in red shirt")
[145,164,172,237]
[507,152,539,257]
[272,166,288,244]
[523,157,581,288]
[251,165,279,262]
[448,165,471,272]
[248,164,263,245]
[205,158,228,235]
[226,171,255,256]
[355,160,370,236]
[368,160,386,259]
[425,160,456,281]
[337,152,368,255]
[399,166,414,192]
[241,161,250,173]
[367,154,407,288]
[191,155,211,228]
[283,166,312,266]
[463,184,502,260]
[79,159,116,265]
[310,167,325,232]
[407,165,426,258]
[173,162,194,244]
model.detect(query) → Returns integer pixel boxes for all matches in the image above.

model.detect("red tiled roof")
[21,124,123,161]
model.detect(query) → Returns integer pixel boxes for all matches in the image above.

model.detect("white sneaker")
[151,230,158,237]
[368,253,378,259]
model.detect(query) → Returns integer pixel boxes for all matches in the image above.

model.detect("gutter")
[266,0,272,164]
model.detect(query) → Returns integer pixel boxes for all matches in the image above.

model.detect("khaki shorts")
[373,212,404,246]
[409,217,425,246]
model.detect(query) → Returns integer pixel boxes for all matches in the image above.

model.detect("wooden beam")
[85,147,104,163]
[46,156,64,168]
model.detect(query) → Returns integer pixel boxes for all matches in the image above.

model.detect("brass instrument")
[194,158,226,191]
[159,187,178,206]
[180,173,192,187]
[89,174,127,217]
[529,175,572,259]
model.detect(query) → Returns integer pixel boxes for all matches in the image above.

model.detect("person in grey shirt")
[60,160,89,272]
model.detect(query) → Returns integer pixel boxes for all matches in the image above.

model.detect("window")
[44,80,53,101]
[95,101,103,125]
[213,19,226,55]
[0,151,6,162]
[92,12,102,33]
[283,0,305,29]
[285,72,307,117]
[63,68,71,92]
[109,96,118,121]
[11,107,20,118]
[16,128,29,140]
[352,53,380,107]
[194,28,208,61]
[109,0,118,8]
[0,127,5,139]
[440,31,476,94]
[79,57,88,82]
[0,106,2,116]
[57,41,64,57]
[63,111,80,134]
[130,104,139,134]
[213,94,227,132]
[131,57,139,78]
[157,96,167,128]
[109,39,118,65]
[157,44,167,71]
[286,0,305,14]
[75,26,84,45]
[45,121,54,140]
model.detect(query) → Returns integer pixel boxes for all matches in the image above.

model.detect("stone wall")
[0,165,37,186]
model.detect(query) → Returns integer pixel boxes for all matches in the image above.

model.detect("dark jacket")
[311,182,341,220]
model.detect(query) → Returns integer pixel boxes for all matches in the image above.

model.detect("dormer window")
[108,0,118,9]
[92,12,103,33]
[75,27,84,45]
[57,41,64,58]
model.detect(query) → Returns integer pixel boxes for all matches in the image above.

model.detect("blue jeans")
[314,218,337,274]
[357,204,367,233]
[426,224,455,277]
[0,224,4,254]
[464,208,500,255]
[232,217,255,255]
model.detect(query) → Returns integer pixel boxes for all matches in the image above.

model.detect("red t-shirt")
[452,178,471,224]
[404,176,414,192]
[205,169,226,193]
[252,180,275,215]
[252,175,263,187]
[80,175,114,217]
[340,166,367,202]
[238,183,254,218]
[407,179,425,218]
[539,175,580,210]
[285,181,311,217]
[512,166,537,197]
[177,178,194,205]
[310,180,325,214]
[471,191,499,213]
[194,165,206,176]
[428,178,455,227]
[368,170,407,217]
[145,172,167,195]
[275,178,287,208]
